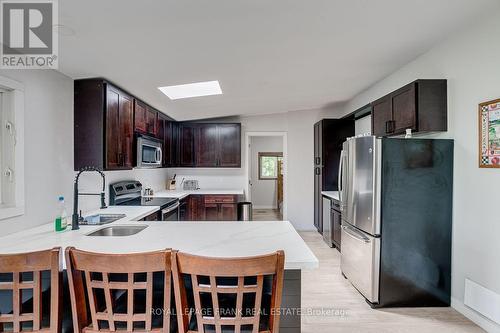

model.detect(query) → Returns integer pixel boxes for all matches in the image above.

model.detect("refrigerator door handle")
[342,225,370,243]
[338,150,344,206]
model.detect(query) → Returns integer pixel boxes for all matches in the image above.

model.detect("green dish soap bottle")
[55,196,68,232]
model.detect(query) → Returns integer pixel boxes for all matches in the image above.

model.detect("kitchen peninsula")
[0,206,318,333]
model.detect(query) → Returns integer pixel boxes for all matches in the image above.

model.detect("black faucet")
[72,166,107,230]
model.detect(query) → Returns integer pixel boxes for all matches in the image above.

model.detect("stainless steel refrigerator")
[339,135,453,307]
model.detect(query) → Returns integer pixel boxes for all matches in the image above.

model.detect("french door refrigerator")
[339,135,453,308]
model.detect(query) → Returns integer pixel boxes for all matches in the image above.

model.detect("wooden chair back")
[172,250,285,333]
[0,247,61,333]
[65,247,173,333]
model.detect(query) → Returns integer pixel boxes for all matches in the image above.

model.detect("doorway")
[245,132,287,221]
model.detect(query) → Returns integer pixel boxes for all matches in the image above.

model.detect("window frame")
[0,75,25,221]
[258,152,283,180]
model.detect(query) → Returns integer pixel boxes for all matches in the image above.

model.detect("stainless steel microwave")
[136,136,162,168]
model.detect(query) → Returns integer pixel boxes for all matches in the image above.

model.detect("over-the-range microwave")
[136,135,162,168]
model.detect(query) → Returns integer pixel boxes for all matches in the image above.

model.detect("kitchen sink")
[86,225,148,237]
[80,214,126,225]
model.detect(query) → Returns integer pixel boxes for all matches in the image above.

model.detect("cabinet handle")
[315,167,320,175]
[315,157,320,165]
[385,120,395,134]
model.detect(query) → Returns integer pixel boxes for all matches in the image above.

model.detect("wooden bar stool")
[65,248,174,333]
[0,248,61,333]
[172,250,285,333]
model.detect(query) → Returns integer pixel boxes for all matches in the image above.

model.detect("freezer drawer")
[341,224,380,303]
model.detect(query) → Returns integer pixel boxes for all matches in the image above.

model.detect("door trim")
[245,131,288,220]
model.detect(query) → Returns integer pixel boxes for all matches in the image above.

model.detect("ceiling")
[58,0,500,121]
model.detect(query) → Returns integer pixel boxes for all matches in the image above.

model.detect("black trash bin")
[237,202,253,221]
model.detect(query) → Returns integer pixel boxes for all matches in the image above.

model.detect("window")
[258,152,283,180]
[0,76,25,220]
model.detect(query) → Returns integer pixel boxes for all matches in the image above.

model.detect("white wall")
[250,136,283,209]
[355,115,372,135]
[338,10,500,332]
[0,70,74,236]
[168,109,338,230]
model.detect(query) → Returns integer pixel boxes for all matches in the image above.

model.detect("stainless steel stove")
[109,180,179,221]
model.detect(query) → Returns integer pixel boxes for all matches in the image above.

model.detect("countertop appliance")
[109,180,179,221]
[339,135,453,308]
[137,135,162,168]
[314,119,354,233]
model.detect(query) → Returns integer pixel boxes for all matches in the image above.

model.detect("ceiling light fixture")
[158,80,222,100]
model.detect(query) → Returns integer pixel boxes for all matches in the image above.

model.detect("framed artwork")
[479,98,500,168]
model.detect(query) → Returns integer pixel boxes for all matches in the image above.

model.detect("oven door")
[137,137,162,168]
[161,202,180,221]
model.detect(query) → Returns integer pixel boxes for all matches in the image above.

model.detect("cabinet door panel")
[146,107,158,136]
[106,87,120,169]
[392,83,417,134]
[195,124,218,167]
[218,124,241,167]
[179,125,195,167]
[134,100,147,133]
[119,94,134,168]
[371,96,392,136]
[220,204,237,221]
[204,203,219,221]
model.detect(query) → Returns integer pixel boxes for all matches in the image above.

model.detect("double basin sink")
[82,214,148,237]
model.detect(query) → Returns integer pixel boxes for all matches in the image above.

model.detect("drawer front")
[204,195,236,204]
[340,224,380,303]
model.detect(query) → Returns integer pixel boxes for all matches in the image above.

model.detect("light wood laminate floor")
[298,231,483,333]
[252,209,282,221]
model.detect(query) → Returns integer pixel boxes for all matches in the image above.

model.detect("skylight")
[158,80,222,100]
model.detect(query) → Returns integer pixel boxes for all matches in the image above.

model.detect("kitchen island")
[0,206,318,333]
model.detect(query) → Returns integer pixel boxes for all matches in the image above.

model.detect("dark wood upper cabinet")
[392,83,416,133]
[74,79,134,171]
[179,124,196,167]
[134,100,158,137]
[75,78,241,170]
[146,106,158,136]
[195,124,218,167]
[177,123,241,168]
[372,96,392,135]
[371,79,447,137]
[218,124,241,167]
[134,100,148,133]
[157,114,178,168]
[105,85,134,169]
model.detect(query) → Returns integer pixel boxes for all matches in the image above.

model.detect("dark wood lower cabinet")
[182,195,238,221]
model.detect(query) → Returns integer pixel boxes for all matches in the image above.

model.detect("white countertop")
[0,206,318,270]
[322,191,340,201]
[152,189,244,200]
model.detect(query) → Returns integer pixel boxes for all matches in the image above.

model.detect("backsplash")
[166,168,246,190]
[76,168,169,212]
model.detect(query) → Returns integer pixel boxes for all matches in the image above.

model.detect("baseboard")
[252,205,277,209]
[451,297,500,333]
